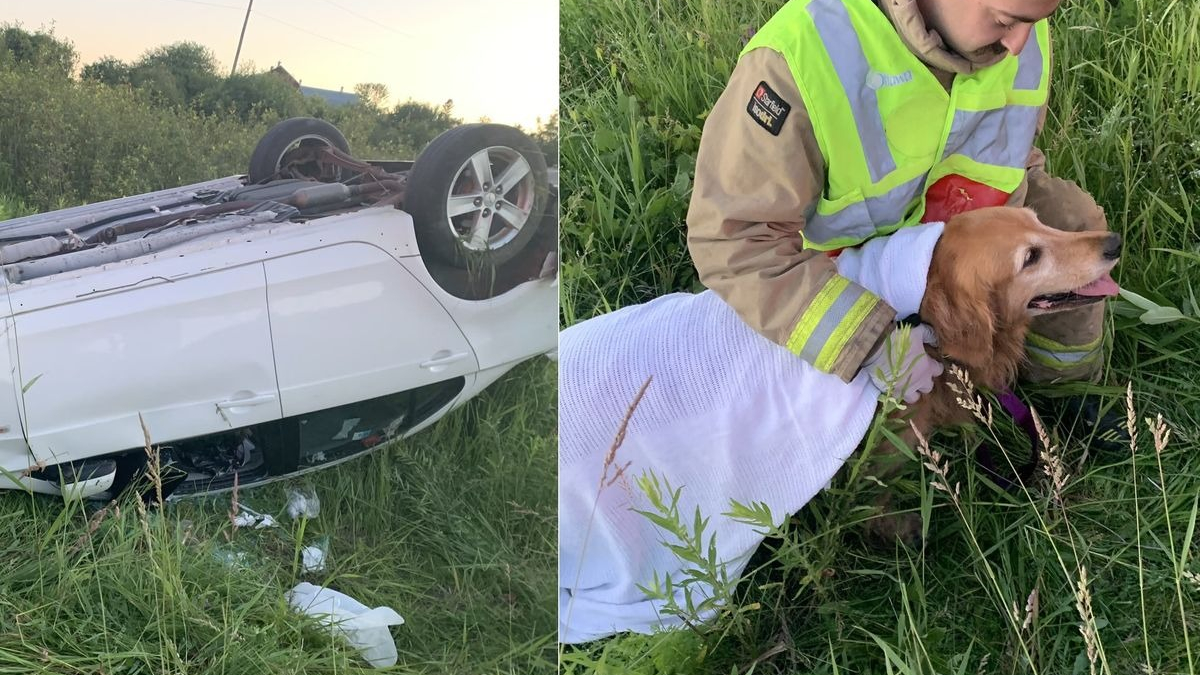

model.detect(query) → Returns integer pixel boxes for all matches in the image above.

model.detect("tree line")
[0,24,558,165]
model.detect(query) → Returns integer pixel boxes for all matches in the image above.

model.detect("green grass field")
[0,78,559,671]
[560,0,1200,672]
[0,358,557,674]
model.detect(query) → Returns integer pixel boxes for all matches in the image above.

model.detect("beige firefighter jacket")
[686,0,1051,382]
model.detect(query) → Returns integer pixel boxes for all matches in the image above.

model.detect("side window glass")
[297,377,464,468]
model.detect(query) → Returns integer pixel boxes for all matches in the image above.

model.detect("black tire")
[248,117,351,184]
[405,124,549,269]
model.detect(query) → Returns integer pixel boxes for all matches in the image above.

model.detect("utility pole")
[230,0,254,77]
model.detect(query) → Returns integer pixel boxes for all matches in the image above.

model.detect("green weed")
[560,0,1200,672]
[0,359,557,674]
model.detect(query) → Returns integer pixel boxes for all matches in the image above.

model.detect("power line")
[161,0,242,11]
[314,0,412,38]
[159,0,381,60]
[254,9,381,58]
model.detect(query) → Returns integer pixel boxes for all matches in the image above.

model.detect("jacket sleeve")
[686,47,895,382]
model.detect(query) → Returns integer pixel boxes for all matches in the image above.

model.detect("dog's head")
[920,206,1121,388]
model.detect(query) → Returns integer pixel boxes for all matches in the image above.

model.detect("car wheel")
[405,124,549,269]
[248,117,351,184]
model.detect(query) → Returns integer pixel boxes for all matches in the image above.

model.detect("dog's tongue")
[1075,273,1119,297]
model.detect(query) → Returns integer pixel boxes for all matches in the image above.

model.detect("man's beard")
[956,40,1009,63]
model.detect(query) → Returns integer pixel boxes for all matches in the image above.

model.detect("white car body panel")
[0,317,30,475]
[0,167,557,496]
[264,241,478,418]
[399,257,558,372]
[14,263,282,465]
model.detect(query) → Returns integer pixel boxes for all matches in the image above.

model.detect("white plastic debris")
[286,582,404,668]
[286,487,321,519]
[231,504,279,529]
[301,545,327,572]
[232,512,258,528]
[212,547,249,569]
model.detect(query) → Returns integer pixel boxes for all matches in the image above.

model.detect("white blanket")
[558,222,944,643]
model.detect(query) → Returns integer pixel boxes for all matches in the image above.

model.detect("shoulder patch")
[746,81,791,136]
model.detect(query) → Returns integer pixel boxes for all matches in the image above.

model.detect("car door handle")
[217,393,278,410]
[420,351,471,370]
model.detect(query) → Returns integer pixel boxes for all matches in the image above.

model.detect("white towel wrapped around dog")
[558,222,944,643]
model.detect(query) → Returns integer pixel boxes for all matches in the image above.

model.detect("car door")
[0,313,32,479]
[12,264,283,466]
[263,241,479,419]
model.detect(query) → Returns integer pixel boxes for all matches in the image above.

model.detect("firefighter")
[686,0,1124,447]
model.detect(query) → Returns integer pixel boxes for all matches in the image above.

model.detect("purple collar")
[975,390,1041,490]
[900,313,1041,490]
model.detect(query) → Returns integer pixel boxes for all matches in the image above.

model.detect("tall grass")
[560,0,1200,672]
[0,359,557,674]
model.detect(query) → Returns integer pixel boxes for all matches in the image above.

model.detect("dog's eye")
[1023,247,1042,269]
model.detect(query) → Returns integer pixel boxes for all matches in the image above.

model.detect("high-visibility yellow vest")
[743,0,1050,251]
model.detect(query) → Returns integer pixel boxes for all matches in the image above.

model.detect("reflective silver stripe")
[941,105,1040,169]
[805,174,925,245]
[1013,30,1043,90]
[1026,344,1100,365]
[806,0,896,183]
[797,283,868,363]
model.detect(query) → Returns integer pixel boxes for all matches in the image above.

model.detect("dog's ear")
[921,259,996,369]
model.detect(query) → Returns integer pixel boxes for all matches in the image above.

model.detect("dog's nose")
[1103,233,1122,260]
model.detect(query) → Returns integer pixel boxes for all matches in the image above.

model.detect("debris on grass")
[287,581,405,668]
[213,546,251,569]
[230,503,279,529]
[232,512,258,528]
[302,544,327,573]
[287,487,321,519]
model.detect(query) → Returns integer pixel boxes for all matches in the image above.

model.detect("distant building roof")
[267,62,359,107]
[299,85,359,107]
[268,64,299,88]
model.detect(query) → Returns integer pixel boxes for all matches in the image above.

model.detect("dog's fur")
[865,206,1120,543]
[556,206,1122,637]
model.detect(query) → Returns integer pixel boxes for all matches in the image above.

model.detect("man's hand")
[864,324,943,404]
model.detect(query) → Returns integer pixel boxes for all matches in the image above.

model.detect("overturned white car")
[0,117,557,500]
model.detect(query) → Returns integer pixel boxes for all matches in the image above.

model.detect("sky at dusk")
[6,0,559,129]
